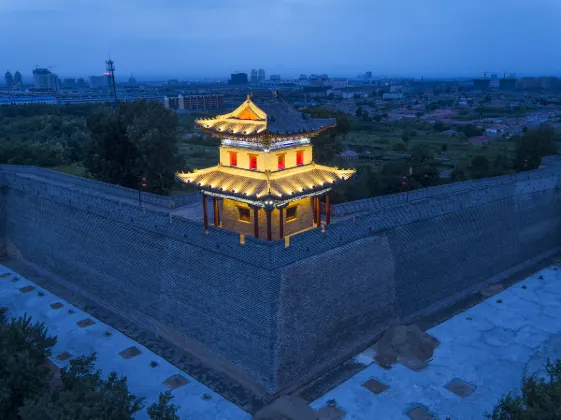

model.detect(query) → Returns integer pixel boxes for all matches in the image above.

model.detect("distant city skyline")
[1,0,560,80]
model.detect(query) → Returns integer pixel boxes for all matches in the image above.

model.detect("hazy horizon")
[1,0,560,81]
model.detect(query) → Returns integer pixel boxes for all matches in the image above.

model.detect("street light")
[138,177,147,207]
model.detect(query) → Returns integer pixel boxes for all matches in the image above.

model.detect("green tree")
[85,101,179,194]
[493,152,511,175]
[84,110,138,188]
[452,163,470,181]
[334,115,351,138]
[0,312,56,420]
[514,124,557,170]
[0,308,180,420]
[487,359,561,419]
[355,107,363,118]
[392,141,408,152]
[459,124,484,138]
[147,391,180,420]
[410,142,433,163]
[19,354,145,420]
[311,131,343,163]
[402,127,411,145]
[470,155,491,179]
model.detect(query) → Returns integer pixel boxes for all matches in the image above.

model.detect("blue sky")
[1,0,560,80]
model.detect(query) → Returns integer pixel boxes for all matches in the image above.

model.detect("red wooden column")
[202,194,208,230]
[266,209,272,241]
[253,207,260,238]
[315,197,321,228]
[279,207,284,239]
[213,198,220,226]
[313,198,317,224]
[325,193,331,225]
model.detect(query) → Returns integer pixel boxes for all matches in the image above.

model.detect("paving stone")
[362,378,390,395]
[407,406,434,420]
[50,302,64,310]
[163,374,190,390]
[77,318,96,328]
[19,285,36,293]
[445,378,476,397]
[119,346,142,359]
[56,352,72,362]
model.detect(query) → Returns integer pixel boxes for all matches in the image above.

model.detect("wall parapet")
[332,155,561,217]
[0,164,199,209]
[1,170,277,269]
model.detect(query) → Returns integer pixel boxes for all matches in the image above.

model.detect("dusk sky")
[1,0,560,80]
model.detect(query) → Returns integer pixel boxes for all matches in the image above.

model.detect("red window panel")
[277,154,286,169]
[229,151,237,166]
[249,154,257,170]
[296,150,304,166]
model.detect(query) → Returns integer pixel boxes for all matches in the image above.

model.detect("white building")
[383,93,404,100]
[0,95,57,105]
[33,68,57,90]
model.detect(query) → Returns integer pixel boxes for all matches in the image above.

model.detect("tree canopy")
[487,359,561,419]
[514,124,557,170]
[84,100,180,194]
[0,308,180,420]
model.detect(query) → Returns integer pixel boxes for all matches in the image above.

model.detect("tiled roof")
[196,92,334,139]
[176,164,355,202]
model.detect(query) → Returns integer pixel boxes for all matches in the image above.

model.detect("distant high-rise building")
[270,75,281,81]
[365,71,372,80]
[63,78,76,89]
[299,74,307,80]
[76,78,85,88]
[258,69,265,83]
[5,71,13,87]
[89,75,110,89]
[250,69,258,84]
[33,68,58,90]
[13,71,22,86]
[228,73,248,85]
[499,75,517,91]
[128,74,137,86]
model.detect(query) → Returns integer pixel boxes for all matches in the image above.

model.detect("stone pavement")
[0,264,251,420]
[310,265,561,420]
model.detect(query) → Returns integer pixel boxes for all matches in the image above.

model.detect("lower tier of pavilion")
[176,163,355,207]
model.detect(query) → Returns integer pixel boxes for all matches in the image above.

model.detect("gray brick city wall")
[271,161,561,390]
[0,171,280,393]
[1,158,561,395]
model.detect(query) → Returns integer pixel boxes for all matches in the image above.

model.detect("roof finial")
[247,93,253,101]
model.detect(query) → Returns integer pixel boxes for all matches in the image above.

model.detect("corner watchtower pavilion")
[176,92,355,241]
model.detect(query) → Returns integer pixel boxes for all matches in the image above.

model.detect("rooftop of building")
[196,91,334,140]
[176,163,354,204]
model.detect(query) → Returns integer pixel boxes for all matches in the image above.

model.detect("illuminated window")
[238,207,251,222]
[229,151,237,167]
[277,153,286,169]
[249,154,257,170]
[296,150,304,166]
[286,206,297,221]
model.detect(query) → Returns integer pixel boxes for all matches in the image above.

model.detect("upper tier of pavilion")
[196,92,334,146]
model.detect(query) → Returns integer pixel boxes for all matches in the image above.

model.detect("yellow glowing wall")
[221,197,314,240]
[219,145,313,172]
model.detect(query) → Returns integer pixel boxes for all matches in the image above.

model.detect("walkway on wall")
[0,264,251,420]
[309,264,561,419]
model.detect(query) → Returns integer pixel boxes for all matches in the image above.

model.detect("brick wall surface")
[1,157,561,395]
